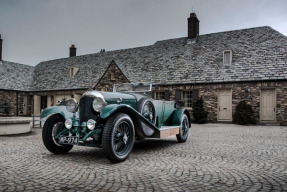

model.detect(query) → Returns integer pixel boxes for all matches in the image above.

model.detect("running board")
[151,126,179,138]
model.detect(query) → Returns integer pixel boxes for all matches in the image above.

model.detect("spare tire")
[135,98,156,137]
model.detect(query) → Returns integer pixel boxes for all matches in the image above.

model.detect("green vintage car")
[41,83,191,163]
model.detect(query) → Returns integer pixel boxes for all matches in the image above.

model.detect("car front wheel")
[42,114,73,154]
[102,113,135,163]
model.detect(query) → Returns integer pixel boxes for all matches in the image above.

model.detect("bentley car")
[41,83,191,163]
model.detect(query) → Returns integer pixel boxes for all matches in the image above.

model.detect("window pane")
[224,52,230,64]
[183,91,193,107]
[19,96,24,114]
[155,92,165,100]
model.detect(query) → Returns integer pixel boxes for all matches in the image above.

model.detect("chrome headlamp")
[65,119,73,129]
[92,97,107,112]
[87,119,96,130]
[66,98,78,113]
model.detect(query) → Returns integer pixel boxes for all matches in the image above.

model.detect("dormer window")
[223,50,232,64]
[70,67,79,78]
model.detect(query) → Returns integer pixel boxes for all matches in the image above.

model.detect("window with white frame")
[155,91,165,100]
[19,96,24,114]
[223,50,232,64]
[182,91,193,108]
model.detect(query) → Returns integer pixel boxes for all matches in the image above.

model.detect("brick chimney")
[69,44,76,57]
[0,34,3,60]
[188,13,199,39]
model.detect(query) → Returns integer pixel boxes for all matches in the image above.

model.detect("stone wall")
[5,79,286,125]
[153,81,287,125]
[18,93,32,116]
[0,91,17,116]
[95,62,129,91]
[0,91,33,116]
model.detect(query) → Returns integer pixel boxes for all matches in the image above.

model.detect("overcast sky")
[0,0,286,66]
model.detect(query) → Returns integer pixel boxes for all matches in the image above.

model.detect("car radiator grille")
[79,96,98,123]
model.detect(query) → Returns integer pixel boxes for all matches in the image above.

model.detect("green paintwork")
[82,129,102,140]
[41,106,77,120]
[100,104,136,119]
[153,100,177,128]
[100,103,160,131]
[100,92,137,109]
[48,89,189,149]
[172,108,187,126]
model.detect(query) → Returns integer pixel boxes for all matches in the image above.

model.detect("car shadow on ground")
[133,138,178,152]
[43,138,178,164]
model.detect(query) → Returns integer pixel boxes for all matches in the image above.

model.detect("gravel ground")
[0,123,287,192]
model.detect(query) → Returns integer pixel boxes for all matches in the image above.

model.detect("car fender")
[172,109,191,127]
[100,104,158,130]
[41,106,76,120]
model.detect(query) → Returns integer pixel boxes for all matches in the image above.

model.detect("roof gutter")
[153,78,287,87]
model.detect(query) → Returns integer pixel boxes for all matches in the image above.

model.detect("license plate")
[58,136,79,145]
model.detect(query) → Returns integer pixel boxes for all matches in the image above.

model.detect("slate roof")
[0,60,34,91]
[14,26,287,91]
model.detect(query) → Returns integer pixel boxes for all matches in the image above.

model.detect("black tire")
[176,114,189,143]
[102,113,135,163]
[136,98,156,125]
[42,114,73,154]
[135,98,156,137]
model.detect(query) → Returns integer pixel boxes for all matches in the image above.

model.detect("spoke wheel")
[42,114,73,154]
[113,121,133,156]
[176,114,190,143]
[102,113,135,163]
[137,98,156,124]
[135,98,156,137]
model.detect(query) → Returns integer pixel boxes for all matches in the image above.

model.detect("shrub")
[192,97,209,124]
[233,100,256,125]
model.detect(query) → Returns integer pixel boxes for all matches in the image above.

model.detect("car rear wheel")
[102,113,135,163]
[176,114,189,143]
[42,114,73,154]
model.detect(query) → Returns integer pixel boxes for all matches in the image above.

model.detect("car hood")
[81,91,151,109]
[81,91,139,109]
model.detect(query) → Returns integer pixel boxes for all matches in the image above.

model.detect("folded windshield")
[113,83,152,93]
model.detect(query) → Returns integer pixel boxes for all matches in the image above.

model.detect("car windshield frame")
[113,83,152,93]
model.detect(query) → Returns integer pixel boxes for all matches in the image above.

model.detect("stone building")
[0,34,34,116]
[1,13,287,125]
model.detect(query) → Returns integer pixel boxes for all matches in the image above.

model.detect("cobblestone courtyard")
[0,124,287,192]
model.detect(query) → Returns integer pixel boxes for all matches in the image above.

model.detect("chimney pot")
[69,44,76,57]
[190,13,197,18]
[188,13,199,39]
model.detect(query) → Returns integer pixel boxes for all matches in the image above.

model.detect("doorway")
[260,89,276,121]
[218,89,232,121]
[40,96,47,111]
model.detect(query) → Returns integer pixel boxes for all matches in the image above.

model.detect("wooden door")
[218,89,232,121]
[260,89,275,121]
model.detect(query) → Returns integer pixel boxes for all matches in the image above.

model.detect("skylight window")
[223,50,232,64]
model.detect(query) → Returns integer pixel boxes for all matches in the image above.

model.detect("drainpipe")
[16,92,19,116]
